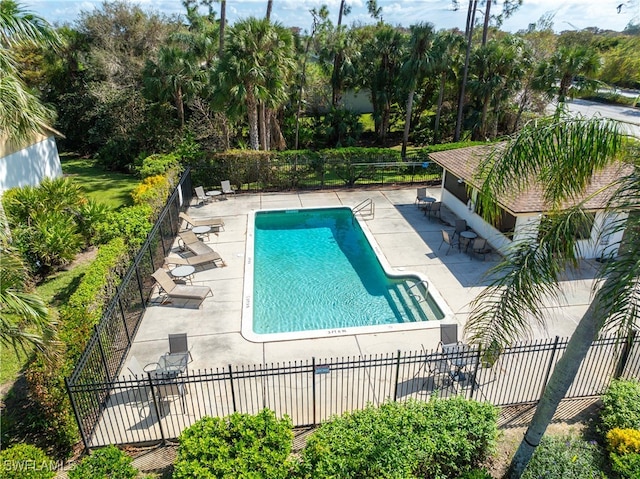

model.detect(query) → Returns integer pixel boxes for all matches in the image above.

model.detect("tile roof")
[428,144,631,215]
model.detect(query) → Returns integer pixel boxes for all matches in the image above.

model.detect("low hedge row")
[25,237,130,454]
[173,399,498,479]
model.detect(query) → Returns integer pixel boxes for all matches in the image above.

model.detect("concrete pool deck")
[127,186,599,373]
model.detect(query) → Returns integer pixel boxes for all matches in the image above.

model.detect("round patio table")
[192,225,211,240]
[170,265,195,284]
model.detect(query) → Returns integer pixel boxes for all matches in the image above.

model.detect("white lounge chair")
[179,212,225,231]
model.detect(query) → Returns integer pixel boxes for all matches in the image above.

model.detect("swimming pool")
[242,207,452,341]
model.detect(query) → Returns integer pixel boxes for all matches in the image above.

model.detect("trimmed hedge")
[0,444,57,479]
[297,397,498,479]
[600,379,640,434]
[173,410,294,478]
[68,446,138,479]
[25,237,130,455]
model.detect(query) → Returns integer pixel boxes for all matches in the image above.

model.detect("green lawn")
[60,155,138,209]
[0,264,91,384]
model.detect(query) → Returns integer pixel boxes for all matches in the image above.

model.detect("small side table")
[206,190,222,201]
[192,225,211,241]
[170,265,195,284]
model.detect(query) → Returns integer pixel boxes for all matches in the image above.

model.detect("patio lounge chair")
[151,268,212,306]
[165,251,226,268]
[194,186,210,205]
[177,230,218,256]
[221,180,235,196]
[179,212,225,232]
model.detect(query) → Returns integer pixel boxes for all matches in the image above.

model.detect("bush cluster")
[25,238,130,455]
[0,444,57,479]
[2,177,109,272]
[521,435,606,479]
[173,409,294,478]
[297,397,498,479]
[135,152,180,179]
[601,379,640,478]
[68,446,138,479]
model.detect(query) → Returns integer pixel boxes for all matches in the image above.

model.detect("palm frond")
[466,203,591,347]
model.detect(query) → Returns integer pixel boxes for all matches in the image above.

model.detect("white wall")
[438,172,626,259]
[0,136,62,194]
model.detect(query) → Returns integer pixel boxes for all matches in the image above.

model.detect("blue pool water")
[252,207,443,334]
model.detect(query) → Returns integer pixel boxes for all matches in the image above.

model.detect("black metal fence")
[189,151,443,193]
[67,331,639,449]
[65,169,193,448]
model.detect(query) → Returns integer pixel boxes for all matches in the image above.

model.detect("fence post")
[65,378,91,452]
[469,344,482,400]
[135,265,146,307]
[147,373,166,444]
[614,329,637,379]
[540,336,561,398]
[95,325,111,383]
[228,364,237,412]
[116,287,131,345]
[312,357,317,425]
[393,350,401,402]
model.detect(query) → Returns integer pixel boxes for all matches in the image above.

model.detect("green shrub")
[136,153,180,178]
[173,409,294,479]
[77,199,110,244]
[297,398,498,479]
[30,211,84,267]
[95,205,153,248]
[610,451,640,478]
[68,445,137,479]
[521,435,606,479]
[600,379,640,434]
[457,468,493,479]
[26,238,129,455]
[0,444,57,479]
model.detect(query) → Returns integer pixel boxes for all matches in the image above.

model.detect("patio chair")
[168,333,193,362]
[471,238,491,260]
[165,250,226,268]
[221,180,235,196]
[151,268,213,307]
[194,186,210,205]
[425,201,441,220]
[156,381,187,414]
[179,212,225,232]
[177,229,201,249]
[438,230,457,255]
[415,187,428,207]
[452,219,467,240]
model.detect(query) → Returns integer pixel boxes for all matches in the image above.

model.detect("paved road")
[555,99,640,138]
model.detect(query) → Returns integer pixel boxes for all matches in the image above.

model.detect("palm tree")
[536,45,600,104]
[0,0,60,145]
[217,17,294,150]
[400,23,435,158]
[432,30,464,143]
[466,116,634,477]
[0,225,54,351]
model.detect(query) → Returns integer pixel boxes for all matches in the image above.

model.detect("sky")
[23,0,640,34]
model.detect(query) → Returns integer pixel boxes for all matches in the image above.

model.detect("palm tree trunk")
[434,72,446,143]
[402,90,415,158]
[259,104,267,150]
[508,287,608,478]
[246,90,260,150]
[218,0,226,57]
[481,0,492,46]
[176,87,185,128]
[266,0,273,20]
[455,0,477,142]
